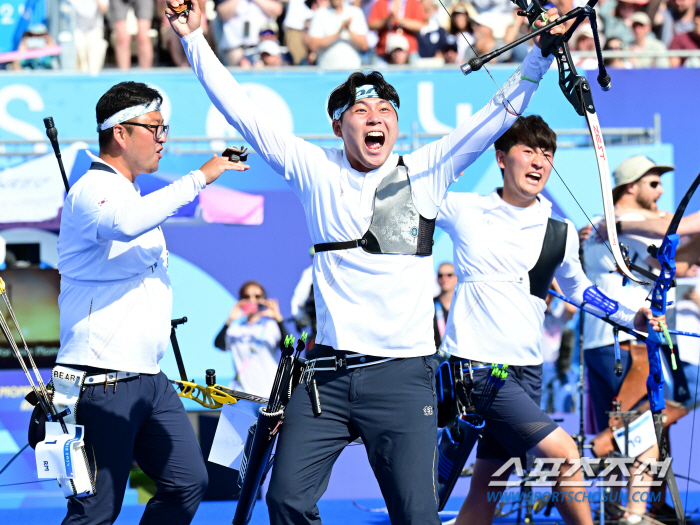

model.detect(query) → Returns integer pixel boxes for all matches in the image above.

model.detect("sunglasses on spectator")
[640,180,661,188]
[438,273,454,278]
[241,294,264,299]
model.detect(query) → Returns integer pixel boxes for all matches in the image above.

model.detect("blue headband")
[332,84,399,121]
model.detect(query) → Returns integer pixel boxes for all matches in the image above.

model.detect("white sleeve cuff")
[191,169,207,190]
[181,26,205,45]
[521,47,555,82]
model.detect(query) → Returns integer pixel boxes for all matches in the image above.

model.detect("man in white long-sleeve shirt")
[57,81,246,524]
[165,4,564,523]
[436,116,664,525]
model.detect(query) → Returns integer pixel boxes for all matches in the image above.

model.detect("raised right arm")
[180,28,291,175]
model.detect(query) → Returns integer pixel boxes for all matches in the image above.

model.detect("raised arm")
[167,0,291,174]
[97,155,246,242]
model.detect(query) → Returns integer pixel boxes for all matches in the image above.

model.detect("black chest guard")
[314,157,435,255]
[528,217,568,300]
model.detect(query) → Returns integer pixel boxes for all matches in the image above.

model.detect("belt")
[458,274,526,284]
[84,371,140,385]
[305,353,395,372]
[449,358,492,369]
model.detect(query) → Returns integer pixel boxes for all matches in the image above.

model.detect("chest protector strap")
[314,157,435,255]
[528,218,568,300]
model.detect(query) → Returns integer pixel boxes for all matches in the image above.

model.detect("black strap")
[90,161,118,175]
[314,239,365,253]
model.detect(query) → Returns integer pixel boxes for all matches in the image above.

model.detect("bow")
[168,317,268,409]
[642,172,700,525]
[451,0,644,285]
[171,378,268,409]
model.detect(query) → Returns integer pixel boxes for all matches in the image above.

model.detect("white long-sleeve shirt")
[437,190,637,365]
[182,28,554,357]
[56,153,207,373]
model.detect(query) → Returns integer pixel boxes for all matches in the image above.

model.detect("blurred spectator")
[68,0,109,74]
[659,0,696,47]
[448,2,475,60]
[471,0,512,16]
[283,0,314,64]
[600,0,647,45]
[216,0,283,66]
[307,0,369,69]
[440,40,459,63]
[109,0,154,69]
[249,38,291,65]
[465,11,510,61]
[604,36,633,68]
[669,10,700,66]
[417,0,448,58]
[214,280,288,397]
[12,24,57,70]
[433,262,456,349]
[386,31,410,62]
[367,0,426,61]
[572,23,601,69]
[629,11,670,67]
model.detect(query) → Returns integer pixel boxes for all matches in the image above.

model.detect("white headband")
[97,99,161,132]
[332,84,399,121]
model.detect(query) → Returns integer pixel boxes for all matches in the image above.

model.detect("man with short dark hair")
[57,81,246,524]
[434,262,457,348]
[436,116,665,525]
[166,4,565,523]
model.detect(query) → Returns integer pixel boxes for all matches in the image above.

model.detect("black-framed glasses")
[122,122,169,140]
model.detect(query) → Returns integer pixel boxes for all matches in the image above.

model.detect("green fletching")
[301,331,308,343]
[284,335,295,347]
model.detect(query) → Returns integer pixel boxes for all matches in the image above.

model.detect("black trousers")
[266,346,441,525]
[62,370,208,525]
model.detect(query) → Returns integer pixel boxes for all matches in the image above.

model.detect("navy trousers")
[63,370,208,525]
[266,346,441,525]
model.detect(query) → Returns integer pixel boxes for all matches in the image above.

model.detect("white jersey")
[182,28,553,357]
[582,210,673,350]
[437,191,637,366]
[57,153,206,373]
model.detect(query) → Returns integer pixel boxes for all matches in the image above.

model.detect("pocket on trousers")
[422,356,436,396]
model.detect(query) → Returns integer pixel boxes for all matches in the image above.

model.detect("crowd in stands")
[6,0,700,71]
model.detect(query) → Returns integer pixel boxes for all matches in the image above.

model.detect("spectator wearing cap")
[367,0,426,60]
[659,0,696,47]
[108,0,155,69]
[572,23,600,70]
[669,10,700,67]
[448,2,475,60]
[599,0,648,45]
[629,11,669,67]
[307,0,369,69]
[215,0,283,66]
[386,31,410,62]
[466,10,513,62]
[417,0,448,58]
[12,24,58,70]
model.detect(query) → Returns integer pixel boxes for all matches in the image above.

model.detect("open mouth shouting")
[365,131,385,152]
[525,172,542,184]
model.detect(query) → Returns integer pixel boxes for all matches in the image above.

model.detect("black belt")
[304,353,396,372]
[314,239,367,253]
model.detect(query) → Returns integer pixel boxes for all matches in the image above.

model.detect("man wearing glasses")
[56,81,247,524]
[580,156,700,523]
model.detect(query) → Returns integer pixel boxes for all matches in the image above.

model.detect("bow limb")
[581,100,645,285]
[171,379,269,410]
